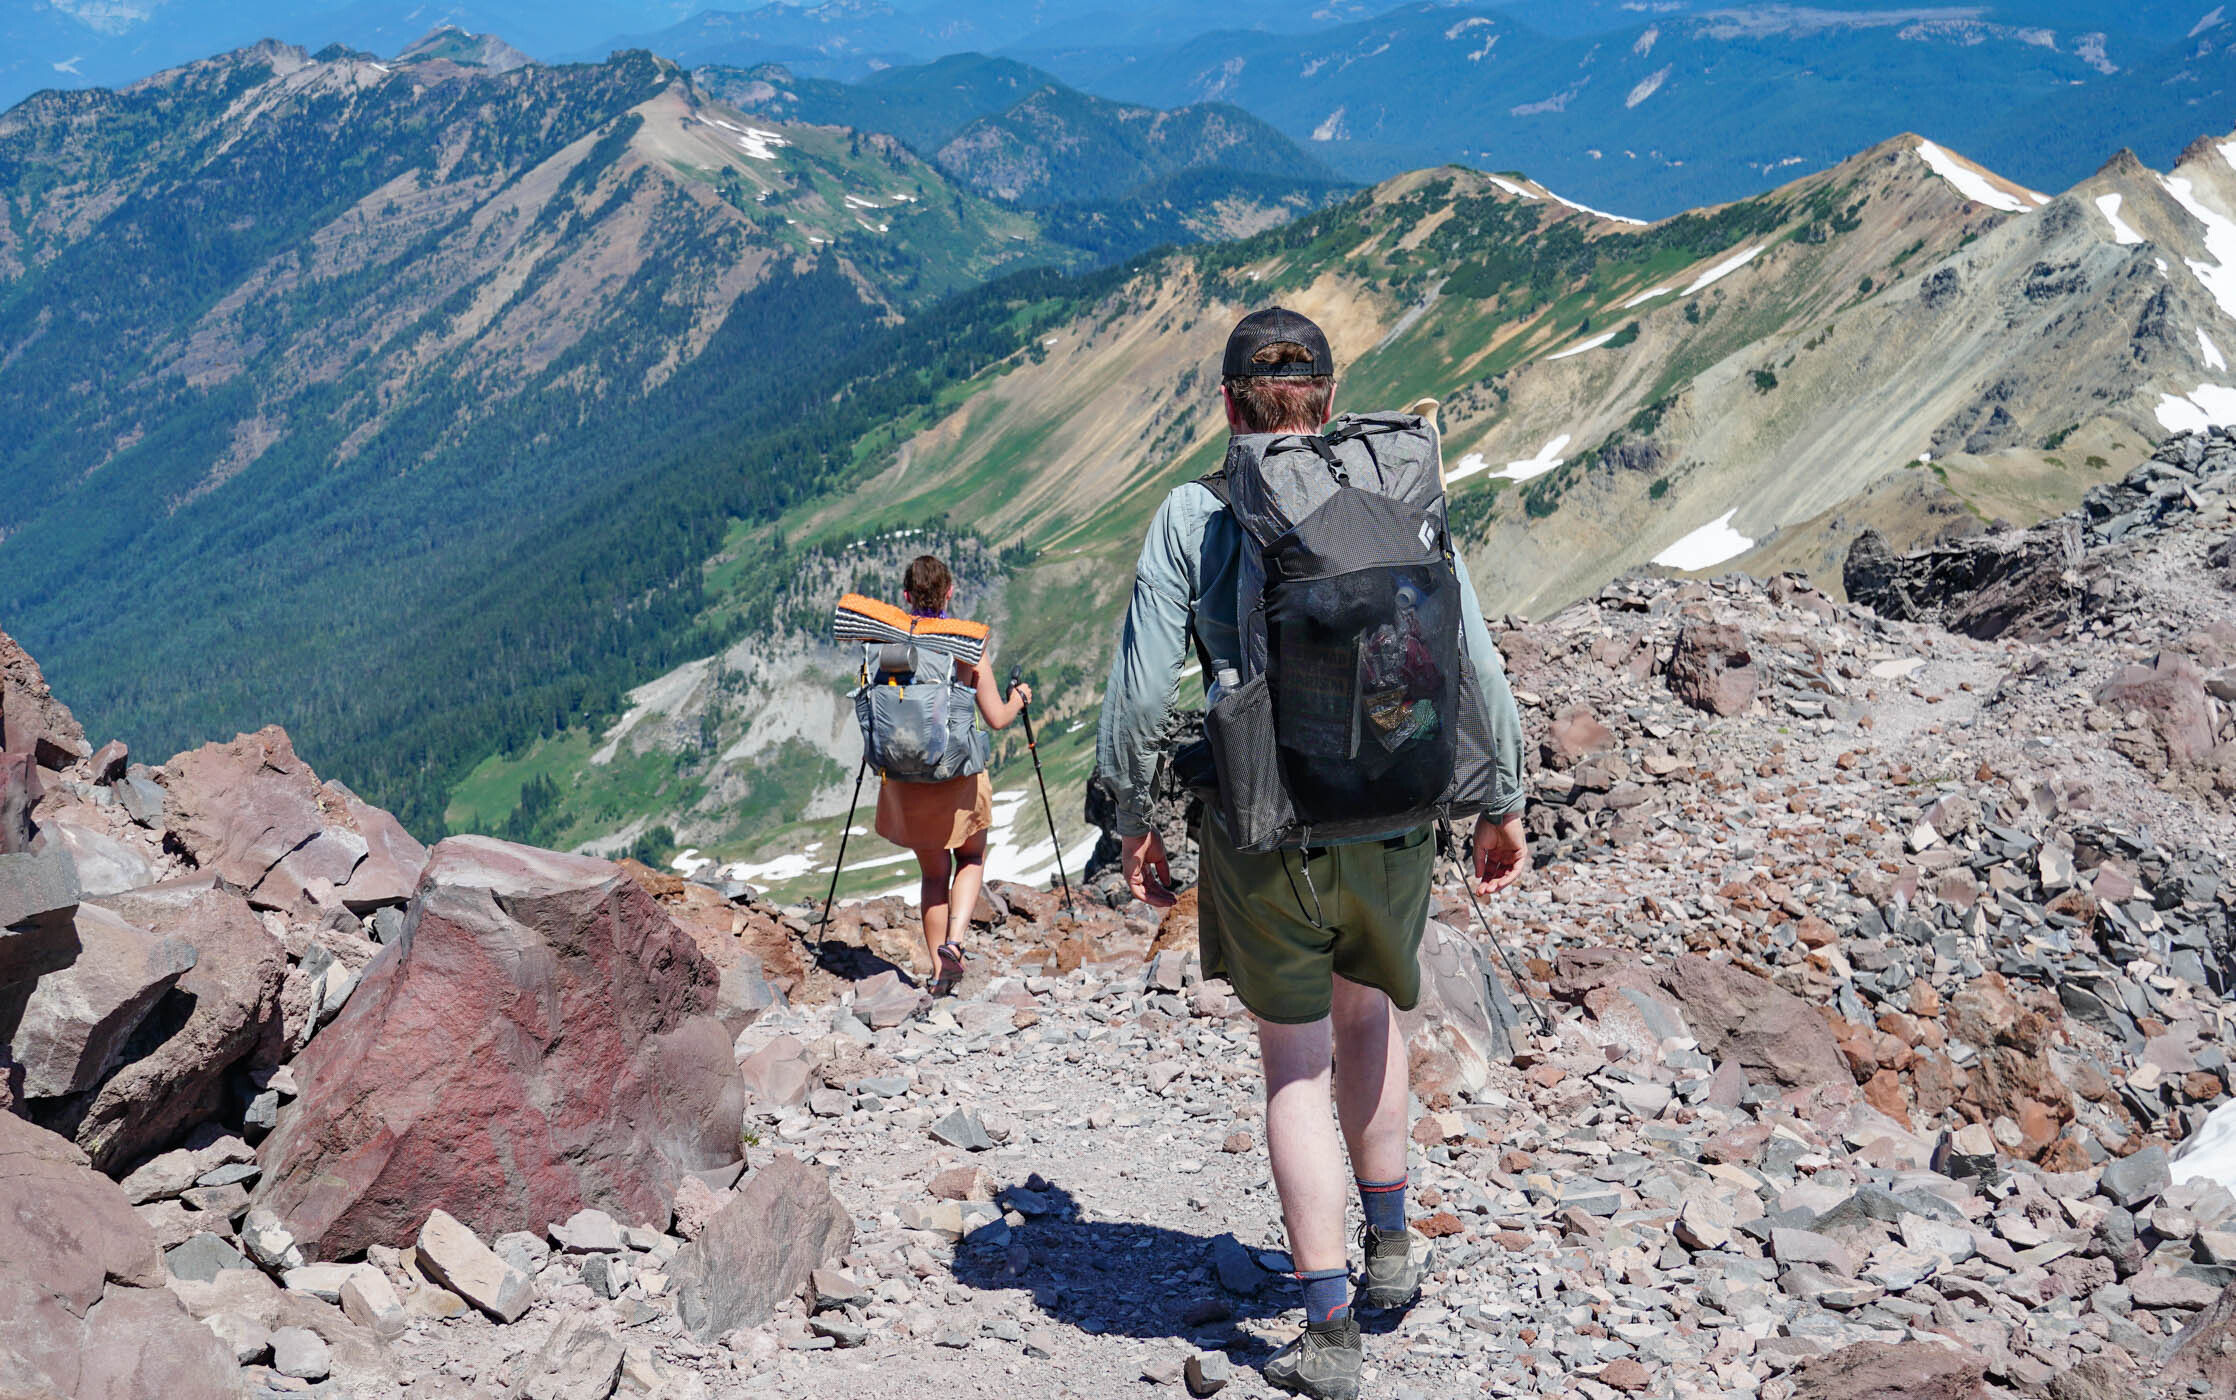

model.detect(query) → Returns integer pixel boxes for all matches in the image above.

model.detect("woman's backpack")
[1197,411,1498,850]
[832,595,992,784]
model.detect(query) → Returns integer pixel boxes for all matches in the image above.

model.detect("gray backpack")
[854,643,990,784]
[1196,412,1498,850]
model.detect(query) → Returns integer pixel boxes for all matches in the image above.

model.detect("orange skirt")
[874,772,993,852]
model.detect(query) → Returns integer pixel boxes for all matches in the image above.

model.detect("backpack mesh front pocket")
[1265,561,1460,831]
[859,680,986,783]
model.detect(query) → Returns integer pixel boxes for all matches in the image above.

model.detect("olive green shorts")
[1193,817,1435,1025]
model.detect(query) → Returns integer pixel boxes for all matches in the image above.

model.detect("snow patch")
[1683,245,1765,295]
[2159,174,2236,321]
[1653,511,1756,571]
[709,118,788,160]
[1625,66,1670,109]
[1915,139,2030,214]
[2204,329,2229,372]
[1450,434,1572,486]
[722,841,827,886]
[1312,107,1348,142]
[1548,330,1620,360]
[1622,285,1673,309]
[2154,384,2236,433]
[2174,1097,2236,1193]
[1541,184,1649,227]
[1487,176,1534,199]
[2095,192,2143,246]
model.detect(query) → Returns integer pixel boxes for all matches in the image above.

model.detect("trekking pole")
[1010,662,1076,919]
[1440,821,1554,1035]
[815,755,871,955]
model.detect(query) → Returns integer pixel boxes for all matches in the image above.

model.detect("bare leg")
[1258,1015,1348,1274]
[915,847,952,973]
[1330,976,1410,1189]
[945,832,989,952]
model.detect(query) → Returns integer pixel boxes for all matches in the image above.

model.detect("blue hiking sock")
[1357,1174,1407,1234]
[1295,1267,1352,1324]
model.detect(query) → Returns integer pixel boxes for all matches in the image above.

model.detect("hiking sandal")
[931,941,966,995]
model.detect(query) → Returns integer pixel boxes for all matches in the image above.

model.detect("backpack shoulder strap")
[1194,469,1232,508]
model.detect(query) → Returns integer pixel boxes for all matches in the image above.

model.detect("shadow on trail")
[947,1178,1411,1363]
[806,939,910,984]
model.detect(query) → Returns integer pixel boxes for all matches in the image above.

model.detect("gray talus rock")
[513,1315,624,1400]
[0,1111,238,1399]
[417,1208,534,1324]
[8,905,195,1098]
[59,879,285,1173]
[668,1153,852,1340]
[43,815,156,899]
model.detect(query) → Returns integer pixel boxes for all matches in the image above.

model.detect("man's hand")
[1471,814,1529,896]
[1122,831,1176,908]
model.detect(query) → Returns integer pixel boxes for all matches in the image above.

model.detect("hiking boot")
[1357,1225,1432,1311]
[1263,1314,1362,1400]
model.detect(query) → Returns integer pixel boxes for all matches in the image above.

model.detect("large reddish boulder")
[161,727,426,915]
[0,1111,240,1398]
[45,878,288,1173]
[0,629,89,771]
[251,837,746,1260]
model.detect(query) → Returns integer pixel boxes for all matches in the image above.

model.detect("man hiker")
[1095,308,1529,1399]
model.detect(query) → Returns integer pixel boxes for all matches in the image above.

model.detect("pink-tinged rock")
[1790,1340,1986,1400]
[251,836,746,1261]
[739,1035,815,1108]
[1400,919,1519,1101]
[336,789,428,911]
[88,741,127,784]
[54,878,287,1173]
[44,814,157,898]
[0,629,89,772]
[2096,653,2218,765]
[1,753,40,855]
[1667,622,1759,717]
[668,1154,853,1339]
[9,906,195,1098]
[161,727,427,915]
[1546,706,1617,764]
[1553,946,1846,1089]
[0,1112,240,1399]
[2164,1280,2236,1395]
[0,842,80,991]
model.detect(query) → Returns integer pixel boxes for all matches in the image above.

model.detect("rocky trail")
[2,434,2235,1400]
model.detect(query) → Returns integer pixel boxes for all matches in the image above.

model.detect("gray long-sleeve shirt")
[1094,477,1528,839]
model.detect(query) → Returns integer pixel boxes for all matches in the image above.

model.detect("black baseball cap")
[1221,307,1335,379]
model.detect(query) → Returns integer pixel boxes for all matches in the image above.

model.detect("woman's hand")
[1009,682,1034,708]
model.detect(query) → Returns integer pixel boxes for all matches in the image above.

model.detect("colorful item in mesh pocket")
[832,593,990,663]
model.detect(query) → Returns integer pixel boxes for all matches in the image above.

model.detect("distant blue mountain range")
[10,0,2236,215]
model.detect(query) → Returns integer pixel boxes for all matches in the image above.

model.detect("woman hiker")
[873,555,1030,995]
